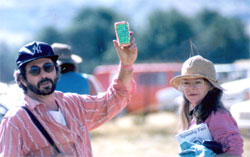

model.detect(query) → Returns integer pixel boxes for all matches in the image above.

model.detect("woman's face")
[179,78,212,107]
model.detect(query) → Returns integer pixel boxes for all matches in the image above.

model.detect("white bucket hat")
[170,55,224,91]
[51,43,82,65]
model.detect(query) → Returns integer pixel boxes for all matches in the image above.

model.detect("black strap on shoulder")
[22,106,61,154]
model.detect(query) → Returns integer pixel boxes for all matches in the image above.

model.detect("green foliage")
[1,7,249,82]
[137,9,194,62]
[33,8,250,73]
[1,6,249,83]
[67,8,117,59]
[36,7,129,73]
[66,7,130,73]
[0,42,17,83]
[137,9,249,63]
[191,10,249,63]
[36,26,65,44]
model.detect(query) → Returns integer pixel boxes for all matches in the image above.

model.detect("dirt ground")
[91,111,250,157]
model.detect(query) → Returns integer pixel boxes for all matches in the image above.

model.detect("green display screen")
[116,23,130,44]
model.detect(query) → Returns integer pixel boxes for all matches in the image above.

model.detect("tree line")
[0,7,249,82]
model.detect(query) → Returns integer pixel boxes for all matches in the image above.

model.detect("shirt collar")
[22,94,44,110]
[189,103,201,117]
[16,91,64,110]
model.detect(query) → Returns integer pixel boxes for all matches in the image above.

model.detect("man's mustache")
[38,78,53,88]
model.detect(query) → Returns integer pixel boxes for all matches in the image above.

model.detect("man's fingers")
[129,31,133,38]
[128,38,137,50]
[113,40,120,50]
[113,35,136,52]
[129,44,137,51]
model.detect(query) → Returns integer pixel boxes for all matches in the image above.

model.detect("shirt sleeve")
[206,110,244,156]
[0,117,24,157]
[65,77,135,131]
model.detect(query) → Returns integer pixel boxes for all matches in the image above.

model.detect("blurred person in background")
[51,43,100,95]
[0,30,137,156]
[170,55,243,156]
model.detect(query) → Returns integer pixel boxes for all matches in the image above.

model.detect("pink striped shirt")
[0,78,134,156]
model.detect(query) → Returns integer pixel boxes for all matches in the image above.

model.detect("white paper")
[176,123,213,145]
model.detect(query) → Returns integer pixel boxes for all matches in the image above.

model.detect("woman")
[170,55,243,156]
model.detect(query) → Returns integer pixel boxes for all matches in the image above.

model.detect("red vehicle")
[93,63,182,113]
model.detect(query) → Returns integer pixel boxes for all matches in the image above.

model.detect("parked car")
[0,82,9,123]
[230,100,250,136]
[0,83,24,123]
[155,87,182,111]
[215,64,248,84]
[94,63,182,113]
[221,78,250,109]
[0,103,8,123]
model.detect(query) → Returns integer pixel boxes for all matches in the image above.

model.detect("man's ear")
[19,75,27,87]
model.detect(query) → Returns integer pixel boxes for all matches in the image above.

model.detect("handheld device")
[114,21,130,47]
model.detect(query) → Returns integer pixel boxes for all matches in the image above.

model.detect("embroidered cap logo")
[33,45,42,54]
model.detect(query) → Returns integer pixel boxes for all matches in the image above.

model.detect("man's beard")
[26,76,58,96]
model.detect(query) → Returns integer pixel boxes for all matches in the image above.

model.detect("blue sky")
[0,0,249,46]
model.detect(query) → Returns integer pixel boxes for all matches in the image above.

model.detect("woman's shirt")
[190,108,243,156]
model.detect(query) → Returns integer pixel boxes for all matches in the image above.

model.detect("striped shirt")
[0,78,134,156]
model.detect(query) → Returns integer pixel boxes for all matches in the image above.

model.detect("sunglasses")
[28,62,55,76]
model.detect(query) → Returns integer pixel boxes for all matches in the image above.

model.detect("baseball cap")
[16,41,58,68]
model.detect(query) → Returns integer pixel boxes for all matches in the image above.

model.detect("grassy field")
[91,111,250,157]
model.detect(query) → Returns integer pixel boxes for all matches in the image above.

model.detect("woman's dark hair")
[194,87,227,124]
[178,79,227,131]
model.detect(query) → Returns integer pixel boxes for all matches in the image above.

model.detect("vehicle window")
[173,72,181,77]
[138,72,167,86]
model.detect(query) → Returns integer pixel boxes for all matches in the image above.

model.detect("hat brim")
[18,55,58,68]
[57,54,82,65]
[170,74,224,91]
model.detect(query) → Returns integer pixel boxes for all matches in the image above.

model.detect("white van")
[230,100,250,136]
[221,78,250,109]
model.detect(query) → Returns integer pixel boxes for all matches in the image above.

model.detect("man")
[0,32,137,156]
[51,43,100,95]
